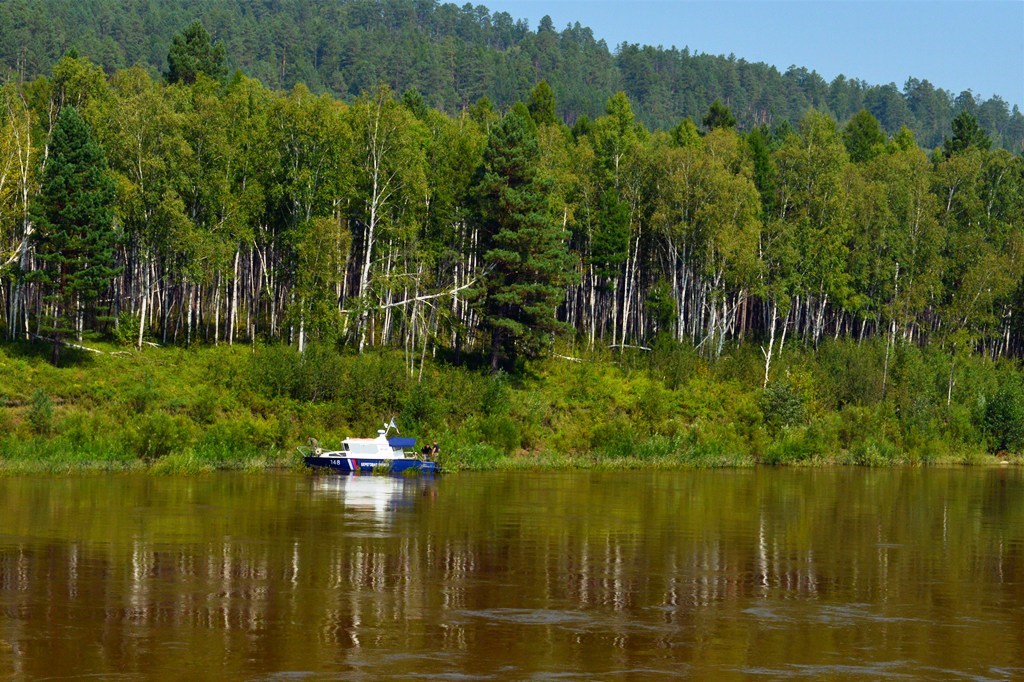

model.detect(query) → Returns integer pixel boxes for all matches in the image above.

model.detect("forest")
[0,0,1022,152]
[1,13,1023,469]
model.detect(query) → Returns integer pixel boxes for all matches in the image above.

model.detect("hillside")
[0,0,1021,151]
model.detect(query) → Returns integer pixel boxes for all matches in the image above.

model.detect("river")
[0,468,1021,679]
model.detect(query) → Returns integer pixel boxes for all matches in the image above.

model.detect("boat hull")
[304,455,439,474]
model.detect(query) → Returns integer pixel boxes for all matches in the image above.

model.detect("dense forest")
[0,9,1023,469]
[0,0,1022,152]
[1,22,1022,390]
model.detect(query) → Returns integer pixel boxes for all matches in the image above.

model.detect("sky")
[481,0,1024,110]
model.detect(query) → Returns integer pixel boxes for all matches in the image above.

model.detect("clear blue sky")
[482,1,1024,110]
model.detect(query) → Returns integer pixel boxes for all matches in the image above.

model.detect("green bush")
[122,412,194,461]
[250,344,301,398]
[760,379,805,434]
[983,377,1024,453]
[28,389,53,435]
[851,437,900,467]
[188,386,222,425]
[763,428,816,464]
[590,416,636,459]
[110,311,140,346]
[297,343,345,402]
[476,414,521,455]
[447,442,503,469]
[401,382,440,434]
[482,371,510,416]
[126,372,159,414]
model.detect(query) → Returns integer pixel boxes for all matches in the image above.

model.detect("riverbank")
[1,339,1021,473]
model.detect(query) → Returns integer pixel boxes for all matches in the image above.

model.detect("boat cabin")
[336,430,416,460]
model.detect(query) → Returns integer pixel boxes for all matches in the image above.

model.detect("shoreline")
[0,451,1018,476]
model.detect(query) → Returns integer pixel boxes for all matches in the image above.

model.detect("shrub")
[760,379,805,434]
[763,428,816,464]
[482,371,510,416]
[110,311,140,346]
[983,377,1024,453]
[126,373,159,414]
[476,414,521,455]
[851,437,900,467]
[188,387,222,425]
[447,442,503,470]
[590,416,636,459]
[250,344,301,398]
[297,343,345,402]
[401,382,440,434]
[122,412,194,461]
[28,389,53,435]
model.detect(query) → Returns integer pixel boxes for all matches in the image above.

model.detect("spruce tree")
[942,110,992,157]
[166,21,227,85]
[842,109,886,163]
[30,105,118,365]
[474,109,574,371]
[703,100,737,131]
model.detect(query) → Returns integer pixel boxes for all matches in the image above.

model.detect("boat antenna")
[385,417,399,435]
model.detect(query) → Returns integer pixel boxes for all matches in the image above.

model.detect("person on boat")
[431,441,440,457]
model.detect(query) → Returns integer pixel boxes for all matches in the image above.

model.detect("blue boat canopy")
[388,436,416,448]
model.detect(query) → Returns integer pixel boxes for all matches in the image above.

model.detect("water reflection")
[310,473,437,519]
[0,469,1021,679]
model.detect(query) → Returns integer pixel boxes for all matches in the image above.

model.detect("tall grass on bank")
[0,337,1020,473]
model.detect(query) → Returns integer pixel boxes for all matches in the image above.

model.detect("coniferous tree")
[30,105,118,364]
[527,80,558,127]
[474,109,574,371]
[843,109,886,163]
[703,100,737,131]
[166,21,227,85]
[943,110,992,157]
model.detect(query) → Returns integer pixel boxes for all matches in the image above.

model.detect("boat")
[300,420,441,474]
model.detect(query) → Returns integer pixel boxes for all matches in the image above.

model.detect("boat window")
[343,443,349,452]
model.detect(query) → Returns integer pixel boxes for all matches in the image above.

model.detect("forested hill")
[1,0,1022,151]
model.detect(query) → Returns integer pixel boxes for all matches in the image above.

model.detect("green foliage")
[0,341,1016,473]
[843,109,886,163]
[110,312,141,347]
[943,111,992,157]
[702,100,736,131]
[476,414,521,455]
[760,379,806,433]
[475,109,574,370]
[983,377,1024,453]
[29,104,118,364]
[762,428,816,465]
[28,389,53,435]
[527,80,558,127]
[166,21,227,84]
[0,0,1021,155]
[122,412,194,461]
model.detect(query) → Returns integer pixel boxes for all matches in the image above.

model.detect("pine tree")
[166,21,227,85]
[943,110,992,157]
[30,105,118,365]
[703,100,737,131]
[842,109,886,163]
[474,109,574,371]
[527,80,558,127]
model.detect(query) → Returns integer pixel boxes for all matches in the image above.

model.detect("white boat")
[300,420,440,474]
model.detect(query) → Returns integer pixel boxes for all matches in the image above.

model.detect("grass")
[0,336,1020,473]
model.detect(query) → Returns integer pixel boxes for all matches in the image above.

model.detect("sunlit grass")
[1,337,1022,474]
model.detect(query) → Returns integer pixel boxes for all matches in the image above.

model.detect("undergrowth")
[0,337,1019,473]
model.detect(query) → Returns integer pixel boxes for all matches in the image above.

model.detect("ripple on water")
[741,660,915,679]
[453,608,591,626]
[741,602,927,629]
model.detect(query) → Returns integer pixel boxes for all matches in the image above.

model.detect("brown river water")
[0,468,1022,680]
